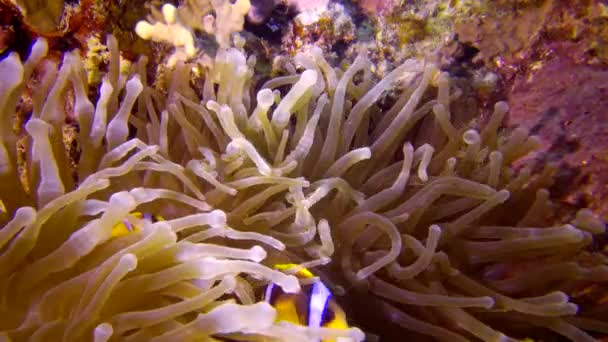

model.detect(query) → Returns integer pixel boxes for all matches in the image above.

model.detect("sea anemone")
[0,13,607,342]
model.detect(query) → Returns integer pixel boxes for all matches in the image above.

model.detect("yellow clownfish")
[265,263,350,341]
[110,212,164,238]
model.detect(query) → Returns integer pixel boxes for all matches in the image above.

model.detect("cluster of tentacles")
[0,34,606,341]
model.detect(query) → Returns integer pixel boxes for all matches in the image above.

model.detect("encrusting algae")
[0,0,607,341]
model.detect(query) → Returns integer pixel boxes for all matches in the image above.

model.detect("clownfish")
[110,215,351,339]
[110,212,164,238]
[264,263,350,341]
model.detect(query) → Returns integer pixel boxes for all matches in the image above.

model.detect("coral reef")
[10,0,65,34]
[507,46,608,220]
[135,0,251,66]
[454,0,553,64]
[248,0,330,24]
[0,0,607,341]
[290,2,356,56]
[464,0,608,221]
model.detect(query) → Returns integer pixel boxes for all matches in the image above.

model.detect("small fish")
[265,263,349,341]
[110,212,164,238]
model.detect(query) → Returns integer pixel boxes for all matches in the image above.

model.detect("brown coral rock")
[454,0,553,64]
[0,25,12,54]
[507,48,608,220]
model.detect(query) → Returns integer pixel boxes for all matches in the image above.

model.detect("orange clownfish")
[264,263,349,341]
[110,212,164,238]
